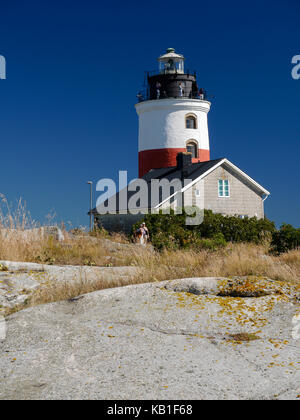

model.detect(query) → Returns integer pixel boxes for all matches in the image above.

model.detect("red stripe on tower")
[139,148,210,177]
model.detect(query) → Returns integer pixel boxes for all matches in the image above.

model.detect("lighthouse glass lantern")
[158,48,185,74]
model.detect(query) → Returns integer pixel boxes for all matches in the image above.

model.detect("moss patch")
[229,333,260,342]
[0,263,8,272]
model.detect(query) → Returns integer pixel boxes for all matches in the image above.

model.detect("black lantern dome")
[138,48,203,102]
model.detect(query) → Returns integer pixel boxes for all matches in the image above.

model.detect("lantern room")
[158,48,185,74]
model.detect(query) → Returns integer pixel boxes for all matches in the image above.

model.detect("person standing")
[179,82,184,97]
[156,82,161,99]
[141,222,149,243]
[135,223,149,245]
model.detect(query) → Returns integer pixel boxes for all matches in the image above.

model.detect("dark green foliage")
[132,210,275,251]
[271,224,300,254]
[194,211,275,243]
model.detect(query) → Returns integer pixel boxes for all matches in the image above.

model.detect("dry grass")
[1,228,300,283]
[28,271,149,309]
[1,225,300,286]
[0,228,136,267]
[8,242,297,314]
[2,239,300,315]
[0,195,133,266]
[131,243,300,285]
[0,196,299,312]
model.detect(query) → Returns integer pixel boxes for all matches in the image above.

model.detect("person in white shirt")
[178,82,184,97]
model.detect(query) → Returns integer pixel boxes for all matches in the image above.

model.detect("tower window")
[186,115,197,129]
[218,180,230,197]
[186,140,198,158]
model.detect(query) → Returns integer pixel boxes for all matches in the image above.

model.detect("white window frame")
[218,179,230,198]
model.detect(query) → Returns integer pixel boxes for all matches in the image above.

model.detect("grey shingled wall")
[203,164,265,218]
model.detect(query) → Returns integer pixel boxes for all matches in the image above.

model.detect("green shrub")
[271,224,300,254]
[194,211,275,243]
[132,210,275,251]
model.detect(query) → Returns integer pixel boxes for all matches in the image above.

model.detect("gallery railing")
[136,90,208,102]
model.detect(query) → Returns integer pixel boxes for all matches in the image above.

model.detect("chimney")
[176,152,192,170]
[176,152,192,209]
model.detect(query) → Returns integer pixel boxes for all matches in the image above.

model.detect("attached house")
[92,153,270,233]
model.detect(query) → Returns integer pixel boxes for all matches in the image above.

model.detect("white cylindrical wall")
[135,98,211,152]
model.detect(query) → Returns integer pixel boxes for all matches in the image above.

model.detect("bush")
[132,210,275,251]
[194,211,275,243]
[271,224,300,254]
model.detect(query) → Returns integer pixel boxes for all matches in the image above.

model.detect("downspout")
[262,193,269,203]
[262,193,270,218]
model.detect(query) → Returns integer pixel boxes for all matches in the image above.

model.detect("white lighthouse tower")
[135,48,211,177]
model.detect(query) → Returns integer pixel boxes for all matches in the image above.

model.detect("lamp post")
[86,181,93,232]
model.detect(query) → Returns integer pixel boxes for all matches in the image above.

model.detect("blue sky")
[0,0,299,228]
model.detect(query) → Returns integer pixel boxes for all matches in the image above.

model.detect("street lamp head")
[86,181,93,185]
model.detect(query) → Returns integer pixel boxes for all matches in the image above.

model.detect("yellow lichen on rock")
[168,277,298,333]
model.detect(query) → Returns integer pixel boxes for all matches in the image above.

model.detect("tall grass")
[0,196,133,266]
[13,243,297,313]
[131,243,300,285]
[0,230,138,268]
[0,195,37,230]
[0,196,299,313]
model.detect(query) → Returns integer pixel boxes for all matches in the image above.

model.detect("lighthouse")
[135,48,211,177]
[91,47,270,232]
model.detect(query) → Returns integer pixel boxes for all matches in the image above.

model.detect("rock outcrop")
[0,261,138,315]
[0,277,299,400]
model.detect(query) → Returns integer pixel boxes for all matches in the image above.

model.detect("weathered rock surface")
[0,272,40,310]
[0,261,138,314]
[0,277,299,400]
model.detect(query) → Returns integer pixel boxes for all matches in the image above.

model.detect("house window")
[218,179,230,197]
[238,214,248,219]
[186,140,198,158]
[186,115,197,129]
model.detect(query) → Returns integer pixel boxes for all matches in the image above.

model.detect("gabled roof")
[218,158,270,195]
[91,158,270,214]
